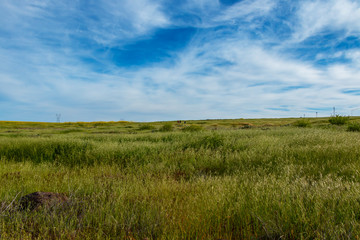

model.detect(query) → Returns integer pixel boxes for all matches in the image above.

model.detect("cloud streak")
[0,0,360,121]
[294,0,360,42]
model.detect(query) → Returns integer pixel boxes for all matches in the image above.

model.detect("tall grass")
[1,119,360,238]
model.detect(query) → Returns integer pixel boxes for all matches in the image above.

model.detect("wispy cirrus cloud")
[294,0,360,42]
[0,0,169,44]
[1,0,360,121]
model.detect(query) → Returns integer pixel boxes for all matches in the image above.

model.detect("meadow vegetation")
[347,122,360,132]
[329,115,349,126]
[1,117,360,239]
[293,119,311,128]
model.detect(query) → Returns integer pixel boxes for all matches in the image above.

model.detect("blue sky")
[1,0,360,122]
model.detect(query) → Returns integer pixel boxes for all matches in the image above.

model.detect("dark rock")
[19,192,69,211]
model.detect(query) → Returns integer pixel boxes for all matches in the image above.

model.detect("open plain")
[1,117,360,239]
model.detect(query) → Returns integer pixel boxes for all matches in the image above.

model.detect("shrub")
[138,124,155,130]
[182,125,203,132]
[240,124,253,129]
[159,123,173,132]
[328,115,349,125]
[347,122,360,132]
[293,119,311,128]
[183,134,225,150]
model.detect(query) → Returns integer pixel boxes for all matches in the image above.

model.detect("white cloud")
[0,0,169,46]
[173,0,275,29]
[84,0,169,45]
[1,1,360,121]
[345,50,360,65]
[293,0,360,42]
[214,0,275,23]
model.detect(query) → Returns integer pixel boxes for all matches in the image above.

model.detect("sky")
[1,0,360,122]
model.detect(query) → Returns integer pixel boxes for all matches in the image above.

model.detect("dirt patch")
[19,192,69,211]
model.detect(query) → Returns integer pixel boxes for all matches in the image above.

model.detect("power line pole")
[56,114,61,123]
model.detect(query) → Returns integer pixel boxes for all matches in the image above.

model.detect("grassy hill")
[1,117,360,239]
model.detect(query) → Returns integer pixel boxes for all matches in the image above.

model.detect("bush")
[240,124,253,129]
[293,119,311,128]
[347,122,360,132]
[182,125,203,132]
[138,124,155,130]
[159,123,173,132]
[184,134,225,150]
[329,115,349,125]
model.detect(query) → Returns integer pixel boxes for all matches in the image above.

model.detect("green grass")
[181,125,203,132]
[1,117,360,239]
[159,123,173,132]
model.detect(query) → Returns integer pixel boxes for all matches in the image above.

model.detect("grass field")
[1,117,360,239]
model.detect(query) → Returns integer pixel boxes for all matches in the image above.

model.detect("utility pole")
[333,107,336,116]
[56,114,61,123]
